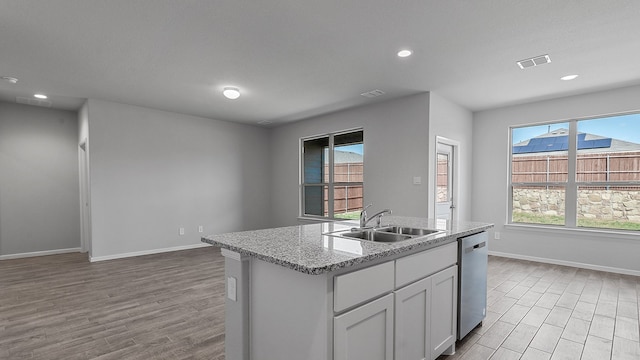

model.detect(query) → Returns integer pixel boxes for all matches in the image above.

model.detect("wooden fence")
[512,151,640,183]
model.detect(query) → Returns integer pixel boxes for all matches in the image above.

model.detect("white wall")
[0,101,80,256]
[270,94,432,226]
[86,99,271,260]
[428,92,473,221]
[472,84,640,274]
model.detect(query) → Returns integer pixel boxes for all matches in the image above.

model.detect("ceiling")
[1,0,640,126]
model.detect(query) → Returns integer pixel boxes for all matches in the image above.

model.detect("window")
[301,129,364,219]
[510,113,640,231]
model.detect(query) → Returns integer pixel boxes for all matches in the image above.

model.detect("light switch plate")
[413,176,422,185]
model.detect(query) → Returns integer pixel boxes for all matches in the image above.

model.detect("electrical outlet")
[198,225,204,233]
[179,227,185,236]
[494,231,500,240]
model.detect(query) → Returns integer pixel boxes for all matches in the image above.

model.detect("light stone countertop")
[201,216,493,275]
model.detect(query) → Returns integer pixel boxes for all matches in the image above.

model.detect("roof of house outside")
[335,150,363,163]
[513,128,640,155]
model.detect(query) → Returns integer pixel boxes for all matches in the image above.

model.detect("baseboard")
[488,251,640,277]
[0,247,82,261]
[89,243,211,262]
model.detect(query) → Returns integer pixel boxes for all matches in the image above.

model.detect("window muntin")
[301,129,363,219]
[510,114,640,231]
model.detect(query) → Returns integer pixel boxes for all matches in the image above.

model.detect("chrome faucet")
[359,204,392,229]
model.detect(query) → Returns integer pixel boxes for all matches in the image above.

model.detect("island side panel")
[250,258,333,360]
[222,249,251,360]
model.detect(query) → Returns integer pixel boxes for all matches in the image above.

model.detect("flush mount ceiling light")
[222,87,240,100]
[397,49,412,58]
[34,93,48,99]
[560,74,579,81]
[516,54,551,69]
[360,89,385,98]
[1,76,19,84]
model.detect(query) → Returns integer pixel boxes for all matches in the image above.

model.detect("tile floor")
[440,256,640,360]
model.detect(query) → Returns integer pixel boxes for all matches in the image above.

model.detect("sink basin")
[339,229,412,243]
[377,226,441,236]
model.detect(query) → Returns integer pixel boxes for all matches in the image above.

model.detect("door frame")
[78,139,92,256]
[431,136,460,222]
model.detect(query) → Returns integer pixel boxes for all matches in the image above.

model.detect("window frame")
[508,113,640,232]
[300,128,364,220]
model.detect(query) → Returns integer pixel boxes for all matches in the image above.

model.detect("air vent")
[360,89,385,98]
[517,54,551,69]
[16,96,52,108]
[257,120,273,125]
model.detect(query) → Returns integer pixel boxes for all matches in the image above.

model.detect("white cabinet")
[430,265,457,358]
[334,293,394,360]
[333,242,458,360]
[394,265,458,360]
[394,276,431,360]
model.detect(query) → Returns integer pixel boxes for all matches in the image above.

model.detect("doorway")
[435,137,458,221]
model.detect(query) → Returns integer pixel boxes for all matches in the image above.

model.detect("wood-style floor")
[2,248,640,359]
[0,247,226,360]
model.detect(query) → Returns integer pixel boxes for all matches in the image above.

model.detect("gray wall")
[269,92,474,227]
[270,93,432,226]
[472,84,640,274]
[0,101,80,256]
[86,99,271,260]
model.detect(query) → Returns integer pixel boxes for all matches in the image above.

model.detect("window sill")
[297,216,335,223]
[504,223,639,241]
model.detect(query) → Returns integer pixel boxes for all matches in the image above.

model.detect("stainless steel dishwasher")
[457,231,488,340]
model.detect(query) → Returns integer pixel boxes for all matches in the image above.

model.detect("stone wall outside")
[513,188,640,222]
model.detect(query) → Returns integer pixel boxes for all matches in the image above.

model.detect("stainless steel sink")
[325,225,443,243]
[377,226,441,236]
[339,229,412,242]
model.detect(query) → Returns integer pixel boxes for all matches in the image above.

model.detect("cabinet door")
[395,276,431,360]
[430,265,458,359]
[334,293,394,360]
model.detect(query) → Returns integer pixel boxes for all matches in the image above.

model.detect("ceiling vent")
[517,54,551,69]
[16,96,52,108]
[360,89,385,98]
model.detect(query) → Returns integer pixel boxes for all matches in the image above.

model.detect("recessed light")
[222,87,240,100]
[560,74,579,81]
[1,76,18,84]
[397,49,412,58]
[34,94,48,99]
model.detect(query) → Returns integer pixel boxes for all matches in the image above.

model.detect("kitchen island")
[202,216,493,360]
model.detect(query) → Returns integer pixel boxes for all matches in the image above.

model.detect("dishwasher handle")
[464,241,486,253]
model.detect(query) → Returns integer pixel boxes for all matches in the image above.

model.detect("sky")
[512,113,640,145]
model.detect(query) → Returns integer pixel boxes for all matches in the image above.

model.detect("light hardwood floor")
[2,248,640,359]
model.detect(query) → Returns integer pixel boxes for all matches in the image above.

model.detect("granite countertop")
[201,216,493,275]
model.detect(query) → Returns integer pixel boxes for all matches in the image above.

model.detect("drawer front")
[334,261,395,313]
[395,242,457,288]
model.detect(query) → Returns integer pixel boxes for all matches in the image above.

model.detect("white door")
[435,142,455,221]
